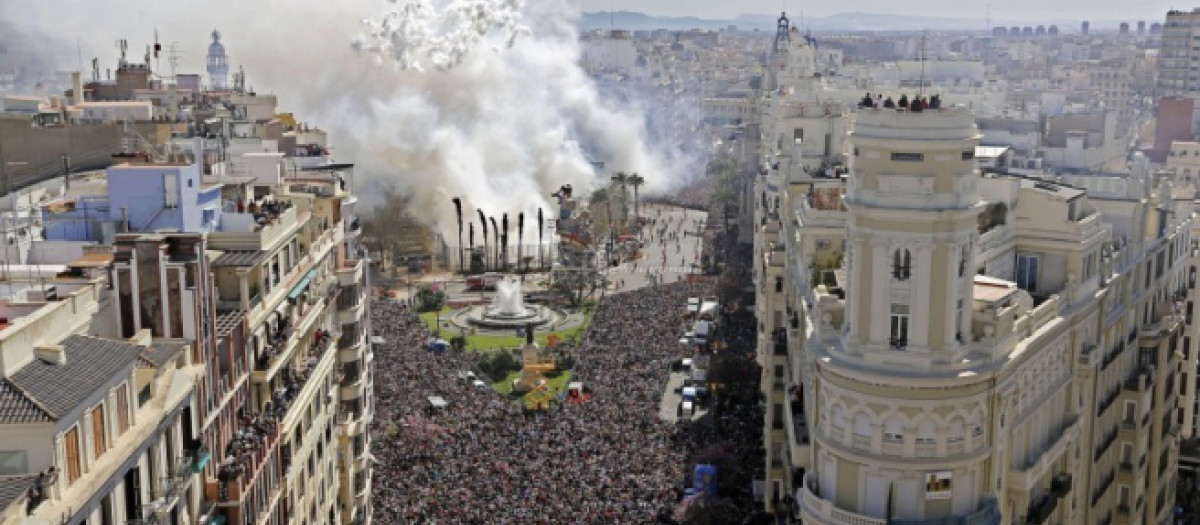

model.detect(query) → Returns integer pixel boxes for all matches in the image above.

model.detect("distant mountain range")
[579,11,1130,33]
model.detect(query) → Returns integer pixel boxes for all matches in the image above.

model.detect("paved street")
[386,203,708,300]
[603,204,707,292]
[659,370,709,422]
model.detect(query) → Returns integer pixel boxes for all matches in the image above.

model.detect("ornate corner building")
[755,104,1195,524]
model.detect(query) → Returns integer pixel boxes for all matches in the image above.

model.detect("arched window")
[832,406,846,431]
[893,249,912,280]
[1190,266,1196,289]
[883,416,905,442]
[959,245,969,277]
[948,418,965,443]
[854,412,873,437]
[916,419,938,444]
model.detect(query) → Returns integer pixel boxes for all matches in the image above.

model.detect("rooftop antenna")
[116,39,128,66]
[153,29,162,74]
[919,30,927,98]
[76,38,83,74]
[986,4,991,33]
[167,43,180,80]
[235,65,246,92]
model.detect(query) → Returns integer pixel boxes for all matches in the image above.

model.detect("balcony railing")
[254,319,294,372]
[1123,366,1154,393]
[1094,430,1117,462]
[787,399,810,450]
[1096,388,1119,417]
[1010,416,1078,492]
[215,417,279,493]
[252,298,328,383]
[1100,342,1125,371]
[1024,493,1057,525]
[1051,472,1072,497]
[799,472,1001,525]
[797,473,887,525]
[1091,469,1115,506]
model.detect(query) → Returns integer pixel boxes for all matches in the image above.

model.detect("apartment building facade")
[0,263,210,525]
[1158,9,1200,97]
[754,106,1192,524]
[0,118,371,525]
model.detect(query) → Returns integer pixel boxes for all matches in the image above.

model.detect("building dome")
[208,30,226,56]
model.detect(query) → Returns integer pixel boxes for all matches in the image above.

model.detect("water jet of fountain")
[492,277,525,316]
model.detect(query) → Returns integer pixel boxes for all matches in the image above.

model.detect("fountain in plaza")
[492,278,526,316]
[463,276,555,330]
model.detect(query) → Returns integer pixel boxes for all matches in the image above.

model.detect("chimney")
[192,137,204,167]
[34,344,67,365]
[129,328,153,346]
[71,71,84,105]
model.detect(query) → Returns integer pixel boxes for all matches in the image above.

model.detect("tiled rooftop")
[216,310,246,338]
[0,475,37,512]
[211,250,267,267]
[2,335,143,423]
[139,340,188,368]
[0,382,51,424]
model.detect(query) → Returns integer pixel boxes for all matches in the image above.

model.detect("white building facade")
[756,106,1191,524]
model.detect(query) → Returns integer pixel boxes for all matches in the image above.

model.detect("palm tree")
[610,171,629,230]
[517,212,525,272]
[536,207,544,270]
[489,216,500,271]
[627,173,644,228]
[468,223,476,272]
[477,209,488,271]
[501,213,509,271]
[451,197,463,273]
[590,187,614,249]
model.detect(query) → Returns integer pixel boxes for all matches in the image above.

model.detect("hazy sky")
[577,0,1180,23]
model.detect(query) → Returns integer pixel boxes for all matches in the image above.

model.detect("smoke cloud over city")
[5,0,693,236]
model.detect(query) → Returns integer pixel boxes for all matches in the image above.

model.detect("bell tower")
[764,12,791,91]
[207,30,229,91]
[773,12,791,53]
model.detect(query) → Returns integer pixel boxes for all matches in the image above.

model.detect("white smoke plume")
[353,0,529,72]
[5,0,692,236]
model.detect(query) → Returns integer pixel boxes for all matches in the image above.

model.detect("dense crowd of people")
[368,276,763,523]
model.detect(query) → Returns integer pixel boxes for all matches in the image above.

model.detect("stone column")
[130,252,141,333]
[237,270,250,311]
[869,238,890,346]
[159,245,171,338]
[911,241,933,349]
